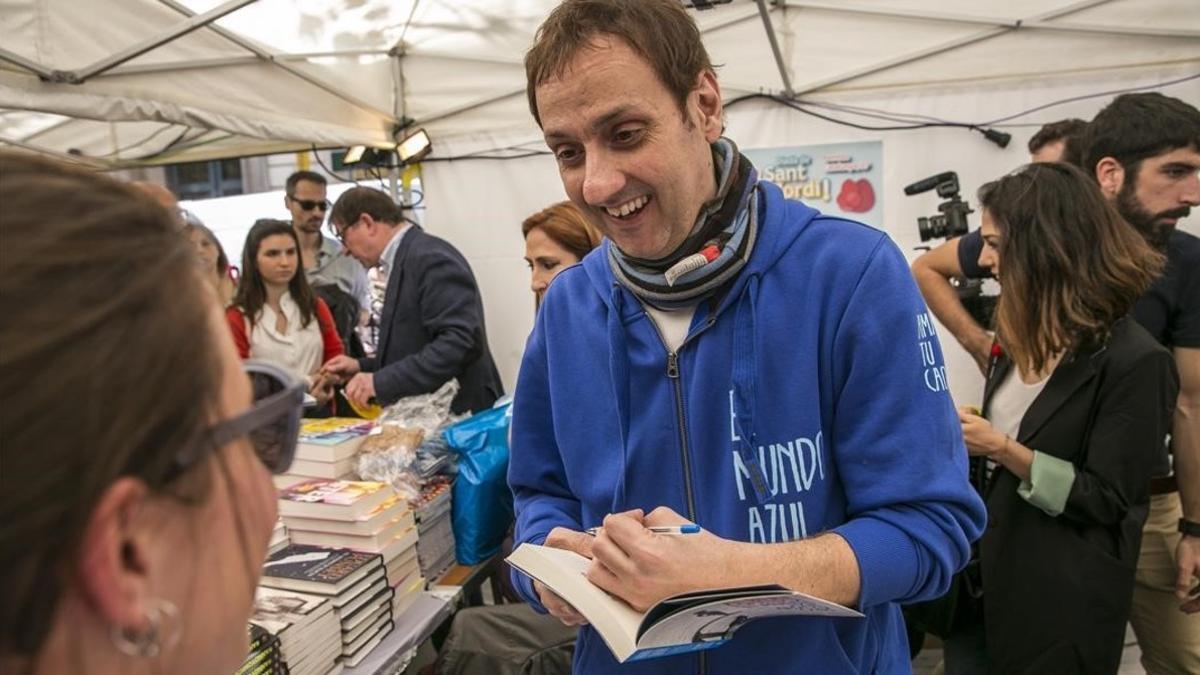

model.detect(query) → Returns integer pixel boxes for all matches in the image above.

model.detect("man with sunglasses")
[284,170,371,333]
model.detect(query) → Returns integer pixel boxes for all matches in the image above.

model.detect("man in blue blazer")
[322,187,503,415]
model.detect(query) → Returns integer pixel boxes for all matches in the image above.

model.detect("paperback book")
[507,543,862,663]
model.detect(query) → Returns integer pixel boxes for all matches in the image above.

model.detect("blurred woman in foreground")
[0,152,303,675]
[951,162,1177,674]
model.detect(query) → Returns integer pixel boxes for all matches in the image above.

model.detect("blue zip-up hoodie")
[509,180,986,674]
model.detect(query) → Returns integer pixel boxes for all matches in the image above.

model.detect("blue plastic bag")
[442,402,514,564]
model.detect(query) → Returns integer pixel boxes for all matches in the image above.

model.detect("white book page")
[506,544,644,661]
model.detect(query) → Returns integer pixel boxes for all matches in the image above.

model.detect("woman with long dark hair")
[227,219,344,407]
[951,162,1178,674]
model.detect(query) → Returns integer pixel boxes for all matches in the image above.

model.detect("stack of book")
[411,476,455,581]
[260,544,395,669]
[267,518,289,558]
[249,585,342,675]
[234,623,285,675]
[277,478,426,620]
[277,417,376,484]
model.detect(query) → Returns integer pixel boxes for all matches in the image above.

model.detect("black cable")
[981,71,1200,124]
[310,145,357,184]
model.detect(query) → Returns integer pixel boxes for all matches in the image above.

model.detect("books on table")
[235,623,284,675]
[261,544,397,667]
[506,543,862,664]
[278,479,395,521]
[249,586,341,675]
[283,495,414,537]
[297,417,375,462]
[261,545,385,596]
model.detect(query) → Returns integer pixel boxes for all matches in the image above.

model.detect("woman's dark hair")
[233,219,318,328]
[0,152,223,656]
[183,221,230,274]
[522,200,603,260]
[978,162,1164,374]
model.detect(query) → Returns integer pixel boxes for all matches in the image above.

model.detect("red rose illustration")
[836,178,876,213]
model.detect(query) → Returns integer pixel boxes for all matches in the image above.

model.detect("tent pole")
[789,0,1116,95]
[0,47,55,80]
[755,0,794,99]
[70,0,259,83]
[156,0,398,125]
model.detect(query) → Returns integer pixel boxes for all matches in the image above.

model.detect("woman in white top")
[227,219,343,407]
[947,162,1177,675]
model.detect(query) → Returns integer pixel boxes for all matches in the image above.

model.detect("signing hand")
[587,506,738,612]
[320,355,361,383]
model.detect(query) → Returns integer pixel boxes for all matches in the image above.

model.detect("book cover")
[507,543,862,663]
[282,495,413,536]
[261,544,385,596]
[289,513,414,551]
[297,418,375,462]
[287,457,358,480]
[278,479,394,521]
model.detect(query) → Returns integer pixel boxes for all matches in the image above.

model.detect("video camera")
[904,170,996,328]
[904,171,973,242]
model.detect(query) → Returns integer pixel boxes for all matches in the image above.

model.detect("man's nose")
[1181,172,1200,206]
[581,150,624,207]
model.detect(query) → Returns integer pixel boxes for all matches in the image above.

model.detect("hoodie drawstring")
[607,285,632,513]
[732,275,771,504]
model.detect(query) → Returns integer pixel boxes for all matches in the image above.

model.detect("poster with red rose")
[744,141,883,229]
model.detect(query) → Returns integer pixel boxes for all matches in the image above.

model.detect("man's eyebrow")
[544,105,637,142]
[1161,161,1200,171]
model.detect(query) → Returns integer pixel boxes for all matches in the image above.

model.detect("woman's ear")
[75,477,153,633]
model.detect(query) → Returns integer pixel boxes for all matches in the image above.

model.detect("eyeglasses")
[166,360,305,481]
[288,195,331,212]
[330,217,362,244]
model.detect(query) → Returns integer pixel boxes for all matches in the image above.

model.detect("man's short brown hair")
[1027,118,1087,163]
[330,186,404,227]
[525,0,714,127]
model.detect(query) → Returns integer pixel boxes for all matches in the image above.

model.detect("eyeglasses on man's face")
[288,195,331,212]
[330,217,364,244]
[165,360,305,482]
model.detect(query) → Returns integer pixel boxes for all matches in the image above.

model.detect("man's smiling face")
[536,35,723,260]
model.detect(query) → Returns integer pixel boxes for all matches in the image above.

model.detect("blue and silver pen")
[585,524,702,536]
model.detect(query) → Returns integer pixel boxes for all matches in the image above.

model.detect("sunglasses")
[289,196,331,212]
[167,360,305,481]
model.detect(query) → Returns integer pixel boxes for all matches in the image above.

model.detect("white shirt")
[248,292,324,384]
[644,303,698,353]
[377,223,413,287]
[989,366,1050,440]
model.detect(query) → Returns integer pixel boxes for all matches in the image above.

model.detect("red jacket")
[225,298,344,364]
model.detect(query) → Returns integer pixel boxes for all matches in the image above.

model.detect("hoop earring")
[110,598,181,659]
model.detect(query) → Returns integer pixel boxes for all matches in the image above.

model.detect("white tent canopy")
[2,0,1198,401]
[2,0,1198,166]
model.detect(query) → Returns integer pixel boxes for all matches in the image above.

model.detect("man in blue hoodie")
[508,1,987,672]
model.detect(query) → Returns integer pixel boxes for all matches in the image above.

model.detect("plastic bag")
[443,401,514,564]
[355,425,426,499]
[355,380,463,499]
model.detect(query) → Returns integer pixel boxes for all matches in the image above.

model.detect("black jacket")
[359,226,503,414]
[979,317,1177,675]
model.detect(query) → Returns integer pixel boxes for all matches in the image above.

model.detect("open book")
[506,543,862,663]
